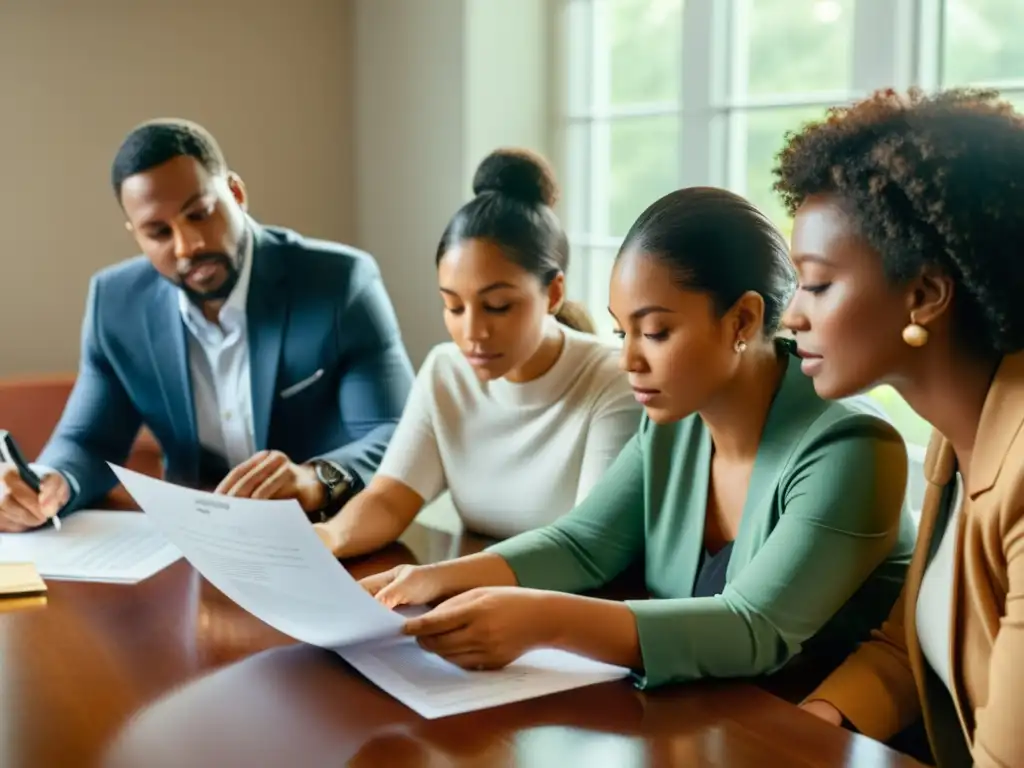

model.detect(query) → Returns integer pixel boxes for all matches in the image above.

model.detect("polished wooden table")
[0,520,924,767]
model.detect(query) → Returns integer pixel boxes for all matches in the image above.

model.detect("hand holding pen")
[0,430,67,533]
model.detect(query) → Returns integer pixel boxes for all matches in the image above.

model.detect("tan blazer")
[809,352,1024,768]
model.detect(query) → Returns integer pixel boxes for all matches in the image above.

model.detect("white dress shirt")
[178,236,256,469]
[915,471,964,694]
[32,240,257,518]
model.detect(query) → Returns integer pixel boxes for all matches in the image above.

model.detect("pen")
[0,430,59,530]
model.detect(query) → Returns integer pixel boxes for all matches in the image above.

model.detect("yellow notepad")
[0,562,47,597]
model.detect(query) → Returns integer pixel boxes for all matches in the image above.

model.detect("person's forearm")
[325,495,413,559]
[426,553,519,598]
[541,593,643,670]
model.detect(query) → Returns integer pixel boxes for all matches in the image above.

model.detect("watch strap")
[311,460,358,521]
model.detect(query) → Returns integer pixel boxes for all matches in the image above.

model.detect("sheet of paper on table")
[0,510,182,584]
[109,463,630,719]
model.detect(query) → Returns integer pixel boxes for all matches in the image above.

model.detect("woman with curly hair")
[778,87,1024,767]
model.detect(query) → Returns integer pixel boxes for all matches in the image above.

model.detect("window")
[560,0,1024,446]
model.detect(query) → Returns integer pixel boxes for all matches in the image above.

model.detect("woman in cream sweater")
[315,149,640,556]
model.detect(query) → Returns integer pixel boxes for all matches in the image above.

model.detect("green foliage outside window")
[582,0,1024,443]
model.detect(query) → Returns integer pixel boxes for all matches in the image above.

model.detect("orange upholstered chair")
[0,373,163,507]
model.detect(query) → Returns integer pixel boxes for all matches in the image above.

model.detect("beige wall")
[465,0,554,175]
[353,0,552,367]
[0,0,355,375]
[352,0,465,369]
[0,0,552,376]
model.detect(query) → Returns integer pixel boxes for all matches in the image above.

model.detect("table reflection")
[103,636,826,768]
[103,643,428,767]
[1,517,924,768]
[105,631,740,768]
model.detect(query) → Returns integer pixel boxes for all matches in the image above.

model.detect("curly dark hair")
[773,87,1024,354]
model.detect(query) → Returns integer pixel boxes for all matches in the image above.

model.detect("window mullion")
[679,0,718,188]
[853,0,915,93]
[913,0,944,89]
[724,0,749,193]
[562,0,596,304]
[590,0,612,304]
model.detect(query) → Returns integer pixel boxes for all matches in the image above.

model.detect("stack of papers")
[109,464,630,719]
[0,511,182,584]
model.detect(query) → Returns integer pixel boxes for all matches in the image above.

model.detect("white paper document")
[0,510,182,583]
[341,640,630,719]
[109,464,630,718]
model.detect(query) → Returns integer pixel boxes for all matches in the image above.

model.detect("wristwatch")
[310,459,356,522]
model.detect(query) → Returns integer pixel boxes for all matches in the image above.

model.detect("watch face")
[317,461,344,485]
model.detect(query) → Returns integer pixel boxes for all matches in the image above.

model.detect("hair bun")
[472,148,560,207]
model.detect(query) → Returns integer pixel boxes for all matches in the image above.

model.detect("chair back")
[0,373,163,478]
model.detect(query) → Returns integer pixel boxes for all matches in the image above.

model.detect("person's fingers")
[1,473,44,525]
[0,502,37,529]
[427,650,498,671]
[361,569,399,597]
[0,494,42,529]
[214,456,258,494]
[403,603,471,637]
[251,462,292,499]
[223,453,288,498]
[39,473,69,518]
[376,586,405,609]
[374,571,409,604]
[0,514,29,533]
[0,465,19,486]
[376,568,440,608]
[415,627,481,656]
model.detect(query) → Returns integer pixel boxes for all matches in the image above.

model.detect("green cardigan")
[487,355,917,688]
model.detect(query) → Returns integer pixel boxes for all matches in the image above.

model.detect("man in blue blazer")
[0,119,414,532]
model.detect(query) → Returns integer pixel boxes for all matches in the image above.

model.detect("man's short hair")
[111,118,227,200]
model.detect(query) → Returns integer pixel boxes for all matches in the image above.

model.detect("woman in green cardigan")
[358,187,918,687]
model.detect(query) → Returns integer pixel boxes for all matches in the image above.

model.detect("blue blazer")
[39,223,415,511]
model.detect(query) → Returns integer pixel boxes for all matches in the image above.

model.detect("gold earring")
[902,314,929,348]
[734,339,747,353]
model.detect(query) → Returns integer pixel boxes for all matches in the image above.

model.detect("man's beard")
[175,232,247,306]
[178,253,240,305]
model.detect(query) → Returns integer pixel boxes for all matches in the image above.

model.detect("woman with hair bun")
[315,149,640,557]
[356,186,915,691]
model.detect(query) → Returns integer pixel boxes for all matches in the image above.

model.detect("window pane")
[579,247,620,339]
[740,0,854,98]
[562,122,592,236]
[1007,93,1024,111]
[741,105,828,237]
[867,387,933,447]
[565,0,592,115]
[602,0,684,106]
[944,0,1024,84]
[601,115,680,238]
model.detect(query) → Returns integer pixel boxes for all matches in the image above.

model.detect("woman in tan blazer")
[775,87,1024,768]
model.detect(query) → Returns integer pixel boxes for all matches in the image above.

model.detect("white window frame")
[558,0,1024,463]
